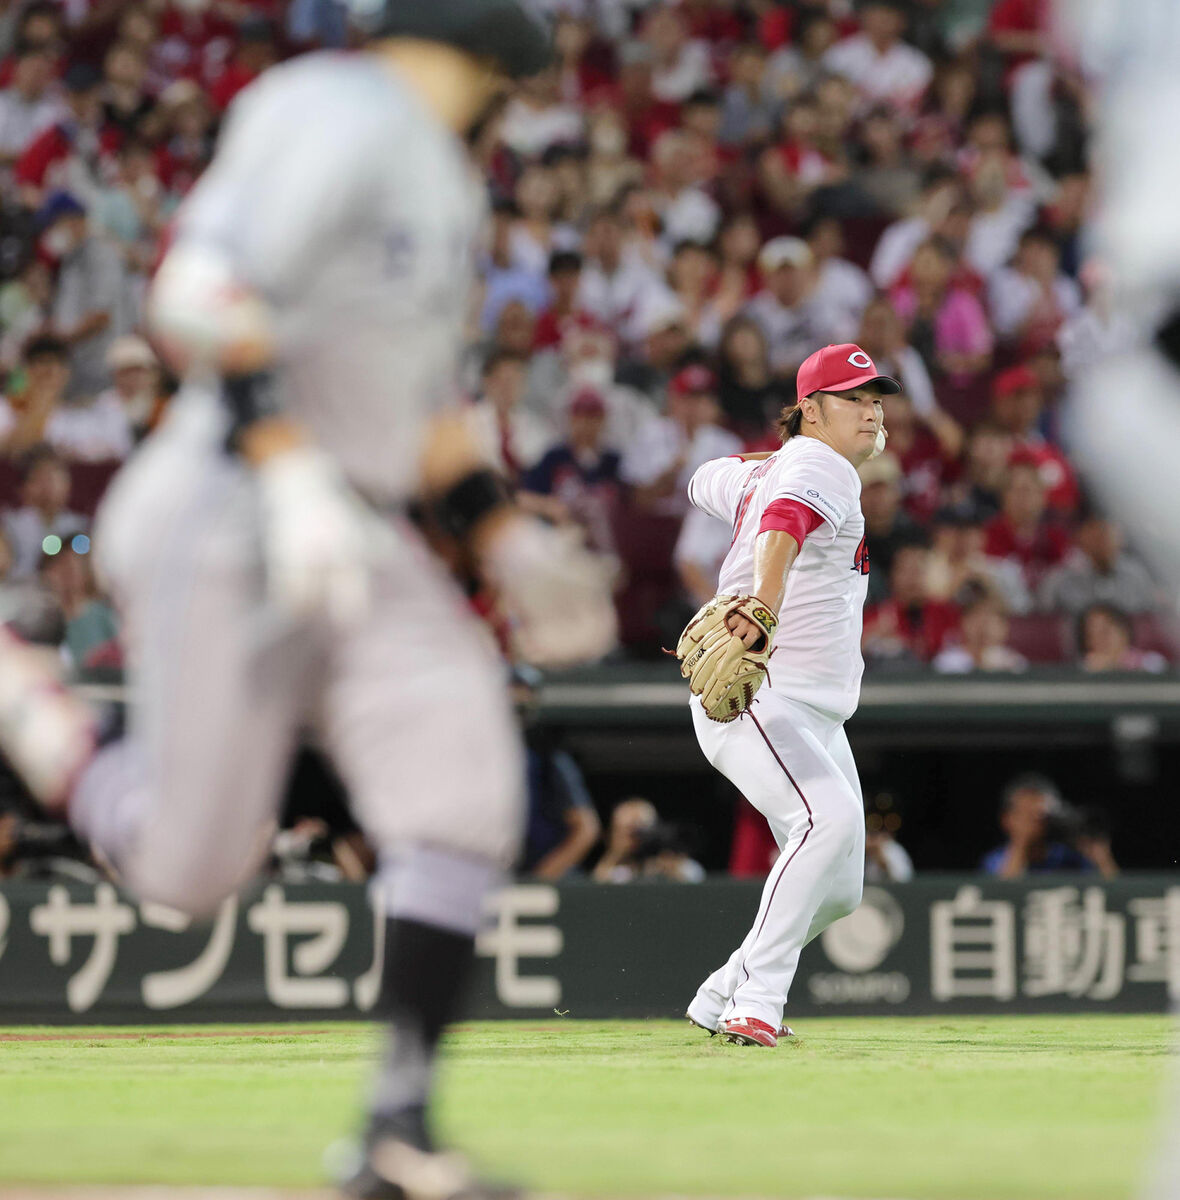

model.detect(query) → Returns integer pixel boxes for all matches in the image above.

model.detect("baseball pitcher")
[677,342,897,1047]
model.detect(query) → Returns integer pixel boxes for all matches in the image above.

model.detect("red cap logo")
[794,343,902,404]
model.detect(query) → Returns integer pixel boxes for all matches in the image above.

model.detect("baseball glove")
[675,594,778,722]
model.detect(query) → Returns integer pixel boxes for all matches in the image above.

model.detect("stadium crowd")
[0,0,1174,680]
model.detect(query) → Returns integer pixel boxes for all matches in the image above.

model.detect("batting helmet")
[352,0,553,80]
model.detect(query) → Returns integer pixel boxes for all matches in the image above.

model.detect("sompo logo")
[847,350,873,370]
[821,887,904,972]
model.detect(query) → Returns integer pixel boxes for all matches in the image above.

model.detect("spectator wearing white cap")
[743,237,841,376]
[48,334,159,463]
[620,363,740,516]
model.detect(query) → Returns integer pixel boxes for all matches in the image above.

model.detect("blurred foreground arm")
[419,410,617,666]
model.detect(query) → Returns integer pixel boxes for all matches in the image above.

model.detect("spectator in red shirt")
[208,16,278,113]
[880,390,958,524]
[617,40,679,160]
[15,62,115,209]
[152,1,237,92]
[533,251,585,351]
[983,455,1070,591]
[151,79,215,200]
[680,0,744,47]
[989,363,1079,513]
[987,0,1050,68]
[862,535,960,665]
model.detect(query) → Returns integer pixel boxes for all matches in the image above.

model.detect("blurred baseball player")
[0,2,616,1196]
[1057,7,1180,1197]
[1063,0,1180,599]
[676,342,897,1047]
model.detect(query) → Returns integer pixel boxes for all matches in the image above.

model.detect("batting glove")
[256,446,379,628]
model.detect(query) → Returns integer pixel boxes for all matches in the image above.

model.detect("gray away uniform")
[73,53,523,918]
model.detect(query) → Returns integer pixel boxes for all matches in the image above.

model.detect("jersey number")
[852,535,870,575]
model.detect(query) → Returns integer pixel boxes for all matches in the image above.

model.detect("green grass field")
[0,1016,1173,1199]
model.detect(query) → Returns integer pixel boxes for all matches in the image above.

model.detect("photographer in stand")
[593,797,705,883]
[980,775,1118,879]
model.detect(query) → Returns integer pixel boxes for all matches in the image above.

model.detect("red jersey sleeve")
[758,497,825,545]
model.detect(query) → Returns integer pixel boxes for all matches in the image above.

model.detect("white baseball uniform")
[684,436,868,1031]
[69,53,523,916]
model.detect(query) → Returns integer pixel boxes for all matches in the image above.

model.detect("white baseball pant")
[687,688,865,1031]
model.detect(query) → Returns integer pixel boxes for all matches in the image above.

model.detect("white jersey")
[687,437,868,719]
[175,52,484,503]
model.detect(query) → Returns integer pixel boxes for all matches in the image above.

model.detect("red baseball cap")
[993,364,1040,399]
[670,363,717,397]
[795,343,901,404]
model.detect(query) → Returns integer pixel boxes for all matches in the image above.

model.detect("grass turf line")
[0,1016,1171,1199]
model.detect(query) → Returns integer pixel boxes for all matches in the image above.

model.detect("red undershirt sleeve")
[758,497,825,545]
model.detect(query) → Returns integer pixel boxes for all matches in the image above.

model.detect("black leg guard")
[366,918,477,1151]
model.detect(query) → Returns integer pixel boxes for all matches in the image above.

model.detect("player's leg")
[688,694,863,1036]
[681,700,859,1036]
[70,413,309,915]
[687,799,794,1032]
[801,724,865,946]
[315,525,522,1186]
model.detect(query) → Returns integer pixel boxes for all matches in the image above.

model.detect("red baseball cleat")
[718,1016,778,1047]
